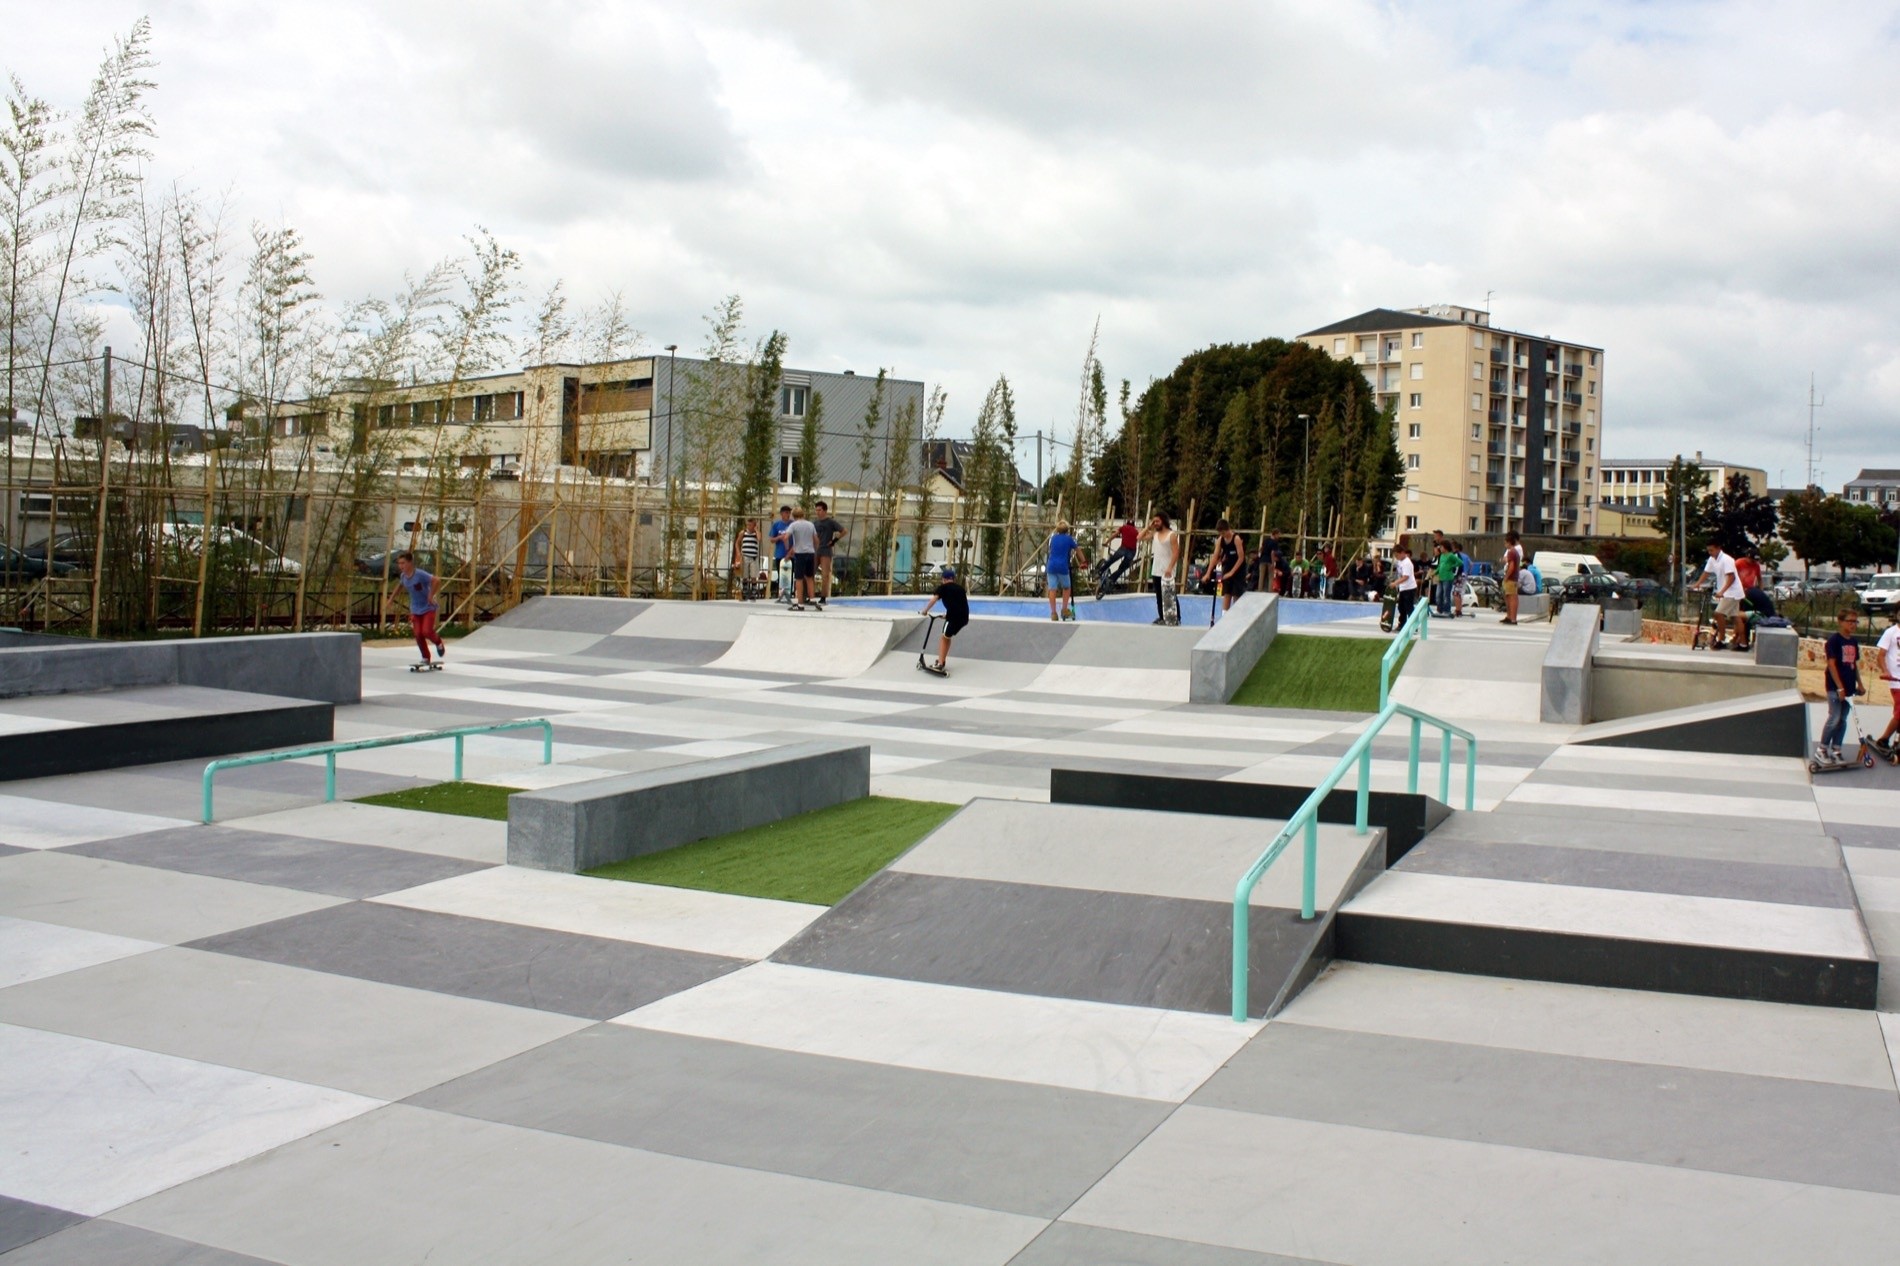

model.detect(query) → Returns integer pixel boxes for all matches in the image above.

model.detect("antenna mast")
[1804,374,1825,490]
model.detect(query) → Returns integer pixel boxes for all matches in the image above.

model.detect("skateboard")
[409,661,443,673]
[1159,578,1180,626]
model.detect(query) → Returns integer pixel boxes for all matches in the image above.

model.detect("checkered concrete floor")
[3,599,1898,1263]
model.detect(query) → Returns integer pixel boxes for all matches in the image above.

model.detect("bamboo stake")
[380,483,400,634]
[622,491,636,598]
[293,494,312,632]
[545,466,560,598]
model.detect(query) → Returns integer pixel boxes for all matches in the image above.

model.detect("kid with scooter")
[917,565,969,676]
[1816,607,1868,772]
[1874,609,1900,762]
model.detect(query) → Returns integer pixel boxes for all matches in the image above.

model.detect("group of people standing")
[730,502,848,610]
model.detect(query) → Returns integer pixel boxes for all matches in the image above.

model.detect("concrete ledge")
[1540,603,1599,724]
[1189,592,1277,704]
[0,627,361,703]
[1590,644,1796,721]
[0,632,360,704]
[1756,625,1799,667]
[1519,593,1550,621]
[0,697,333,782]
[508,741,872,873]
[1574,688,1809,758]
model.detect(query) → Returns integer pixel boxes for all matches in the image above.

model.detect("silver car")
[1861,573,1900,614]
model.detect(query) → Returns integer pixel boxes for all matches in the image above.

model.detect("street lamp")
[663,345,678,594]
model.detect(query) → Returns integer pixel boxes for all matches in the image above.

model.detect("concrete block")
[1601,606,1643,638]
[1539,602,1599,725]
[508,741,872,873]
[0,641,177,698]
[1755,626,1799,668]
[173,633,361,704]
[1519,593,1550,621]
[1189,592,1277,705]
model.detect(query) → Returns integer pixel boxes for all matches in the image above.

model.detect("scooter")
[916,613,947,677]
[1811,705,1880,774]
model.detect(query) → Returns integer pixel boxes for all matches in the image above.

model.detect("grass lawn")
[587,796,959,906]
[1227,633,1406,713]
[356,781,515,820]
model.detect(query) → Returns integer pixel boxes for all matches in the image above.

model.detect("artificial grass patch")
[1227,633,1406,714]
[586,796,959,906]
[355,781,515,820]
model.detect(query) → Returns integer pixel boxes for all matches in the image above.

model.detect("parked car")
[1557,572,1636,604]
[354,547,505,587]
[160,524,300,576]
[1861,573,1900,615]
[21,531,97,567]
[0,542,75,582]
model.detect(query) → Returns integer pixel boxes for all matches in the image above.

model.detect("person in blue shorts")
[768,505,792,601]
[1045,520,1083,621]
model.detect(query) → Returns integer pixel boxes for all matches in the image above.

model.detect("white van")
[1530,551,1608,584]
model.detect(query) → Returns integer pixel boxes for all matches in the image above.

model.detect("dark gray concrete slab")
[1191,1022,1900,1195]
[1528,766,1815,802]
[581,635,727,664]
[1010,1223,1329,1266]
[484,595,650,633]
[1832,823,1900,851]
[0,842,24,859]
[0,1195,85,1256]
[894,618,1073,664]
[1397,837,1857,908]
[412,1025,1166,1218]
[774,870,1322,1015]
[63,826,490,899]
[0,1219,278,1264]
[189,902,743,1020]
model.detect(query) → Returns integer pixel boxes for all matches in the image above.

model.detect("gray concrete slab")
[109,1104,1045,1266]
[1191,1022,1900,1195]
[481,595,651,634]
[63,826,491,899]
[0,851,342,944]
[1541,602,1599,724]
[0,1195,85,1257]
[413,1024,1167,1218]
[1397,837,1856,907]
[1009,1223,1330,1266]
[1190,592,1277,705]
[0,1219,278,1265]
[188,901,744,1019]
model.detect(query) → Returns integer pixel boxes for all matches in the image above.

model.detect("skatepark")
[2,595,1898,1264]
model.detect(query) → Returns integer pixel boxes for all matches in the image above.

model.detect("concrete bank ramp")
[775,799,1386,1017]
[1572,687,1808,758]
[710,610,918,679]
[875,617,1200,701]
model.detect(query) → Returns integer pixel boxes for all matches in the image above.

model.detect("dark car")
[1557,572,1633,603]
[22,532,97,566]
[0,543,76,582]
[355,548,508,587]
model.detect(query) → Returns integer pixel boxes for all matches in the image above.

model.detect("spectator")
[1500,531,1524,625]
[1393,543,1419,628]
[1820,607,1865,765]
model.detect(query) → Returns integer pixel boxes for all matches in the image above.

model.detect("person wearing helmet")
[919,565,970,674]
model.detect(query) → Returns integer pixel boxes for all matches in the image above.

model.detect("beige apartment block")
[1598,455,1769,539]
[1299,305,1604,544]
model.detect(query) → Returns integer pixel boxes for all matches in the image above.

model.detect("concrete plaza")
[2,598,1897,1263]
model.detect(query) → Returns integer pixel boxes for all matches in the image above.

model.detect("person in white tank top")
[1140,513,1179,623]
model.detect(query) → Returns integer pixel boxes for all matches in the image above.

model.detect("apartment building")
[1598,455,1768,513]
[1844,469,1900,508]
[1298,305,1604,542]
[277,355,924,489]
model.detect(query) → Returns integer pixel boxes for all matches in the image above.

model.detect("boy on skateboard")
[390,551,445,669]
[918,566,969,675]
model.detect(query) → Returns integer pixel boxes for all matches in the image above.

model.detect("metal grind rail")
[1230,699,1476,1021]
[201,718,554,823]
[1379,598,1429,709]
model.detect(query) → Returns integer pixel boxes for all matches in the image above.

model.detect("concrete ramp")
[1573,688,1807,758]
[774,799,1387,1017]
[710,611,917,678]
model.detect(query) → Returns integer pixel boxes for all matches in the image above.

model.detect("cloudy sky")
[16,0,1900,488]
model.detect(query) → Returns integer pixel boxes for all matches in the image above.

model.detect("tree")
[966,375,1017,586]
[911,385,944,589]
[733,330,787,521]
[1779,489,1848,585]
[1063,321,1106,521]
[797,389,821,512]
[1706,471,1777,554]
[1651,457,1714,555]
[1838,502,1898,579]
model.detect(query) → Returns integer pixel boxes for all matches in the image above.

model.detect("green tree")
[1651,457,1714,555]
[1779,489,1847,585]
[733,330,787,521]
[797,389,821,512]
[1706,471,1777,554]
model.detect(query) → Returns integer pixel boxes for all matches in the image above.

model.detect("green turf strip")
[355,781,514,820]
[1226,633,1406,714]
[586,796,959,906]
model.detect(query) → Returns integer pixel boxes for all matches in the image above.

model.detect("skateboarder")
[918,565,969,674]
[1140,512,1179,625]
[390,551,445,669]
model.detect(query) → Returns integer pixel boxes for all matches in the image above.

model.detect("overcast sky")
[15,0,1900,488]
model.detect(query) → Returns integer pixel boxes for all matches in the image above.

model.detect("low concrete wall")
[1590,649,1796,722]
[508,740,872,873]
[1189,592,1278,704]
[0,632,361,704]
[1540,603,1600,724]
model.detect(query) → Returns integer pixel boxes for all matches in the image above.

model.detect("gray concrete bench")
[507,740,872,873]
[0,631,360,704]
[1190,592,1278,704]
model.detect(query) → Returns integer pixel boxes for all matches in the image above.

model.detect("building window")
[1334,338,1345,354]
[1470,424,1481,440]
[780,385,809,418]
[1468,486,1479,501]
[1587,381,1596,396]
[1470,393,1481,411]
[1409,363,1424,380]
[1470,362,1483,380]
[1405,514,1420,530]
[1468,516,1479,530]
[1408,395,1422,411]
[778,454,801,483]
[1407,454,1421,470]
[1586,438,1594,452]
[1589,351,1598,366]
[1411,332,1424,348]
[1469,456,1480,472]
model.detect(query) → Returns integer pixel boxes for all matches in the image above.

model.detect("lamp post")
[662,344,678,594]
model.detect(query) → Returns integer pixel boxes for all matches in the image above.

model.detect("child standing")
[391,551,445,667]
[1045,521,1082,621]
[1875,610,1900,754]
[920,566,970,673]
[1820,607,1865,765]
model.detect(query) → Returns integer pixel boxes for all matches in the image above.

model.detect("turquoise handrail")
[1230,699,1476,1021]
[201,718,554,823]
[1379,598,1429,709]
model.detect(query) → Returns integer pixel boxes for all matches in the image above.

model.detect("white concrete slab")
[1813,784,1900,827]
[1507,779,1823,823]
[616,962,1261,1101]
[0,852,343,944]
[1025,664,1189,702]
[0,915,162,989]
[233,801,508,864]
[1344,870,1873,960]
[1282,962,1897,1090]
[711,611,901,678]
[0,1023,378,1216]
[0,795,189,850]
[372,866,822,960]
[868,774,1042,805]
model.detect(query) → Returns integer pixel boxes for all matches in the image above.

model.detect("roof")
[1299,308,1462,338]
[1846,469,1900,483]
[1599,457,1757,469]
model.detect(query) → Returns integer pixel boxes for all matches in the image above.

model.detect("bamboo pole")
[293,494,312,632]
[545,466,560,598]
[192,453,216,638]
[1180,497,1198,595]
[88,390,112,640]
[379,483,400,635]
[622,489,636,598]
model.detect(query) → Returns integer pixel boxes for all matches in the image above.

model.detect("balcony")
[1514,354,1528,368]
[1485,471,1503,487]
[1564,420,1583,435]
[1564,362,1584,377]
[1512,384,1528,398]
[1486,441,1505,455]
[1563,479,1580,493]
[1510,474,1525,488]
[1564,391,1584,407]
[1489,378,1507,394]
[1561,449,1581,464]
[1560,507,1579,523]
[1490,347,1506,363]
